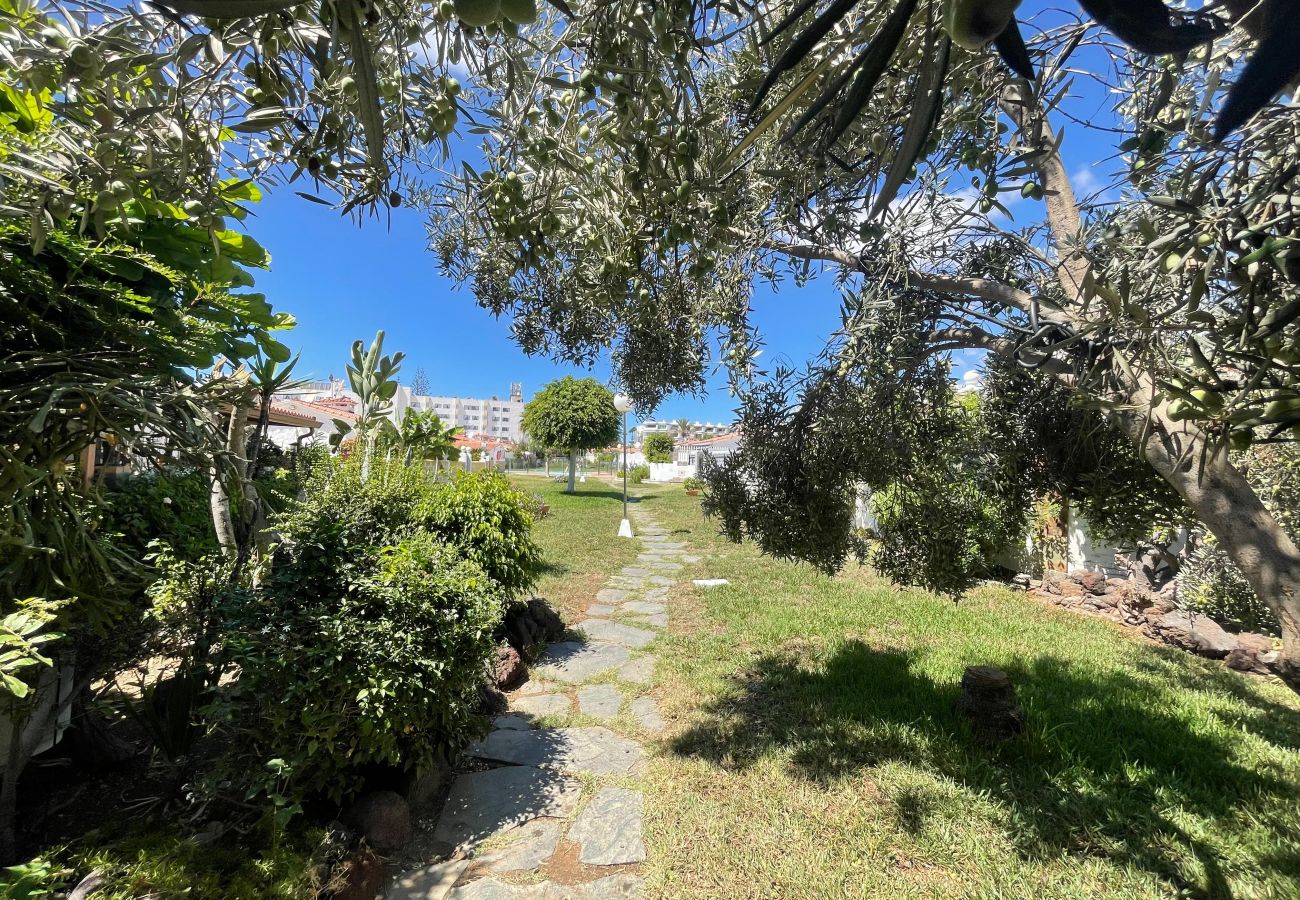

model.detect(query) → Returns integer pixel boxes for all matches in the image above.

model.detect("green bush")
[416,470,542,598]
[1178,539,1279,635]
[644,433,674,463]
[212,459,530,805]
[628,464,650,485]
[682,476,703,492]
[103,469,217,562]
[220,529,503,804]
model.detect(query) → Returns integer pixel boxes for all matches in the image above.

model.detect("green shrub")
[6,825,321,900]
[103,469,217,562]
[220,530,502,804]
[644,433,674,463]
[214,459,522,805]
[416,470,542,598]
[1178,539,1279,635]
[628,464,650,485]
[682,476,703,492]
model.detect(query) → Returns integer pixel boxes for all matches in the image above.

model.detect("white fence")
[648,461,695,482]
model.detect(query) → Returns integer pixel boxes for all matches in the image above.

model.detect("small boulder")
[527,597,566,642]
[1153,610,1238,659]
[955,666,1024,745]
[1042,571,1068,595]
[1236,632,1275,655]
[477,682,507,715]
[343,790,411,852]
[1010,573,1032,590]
[326,849,385,900]
[1056,579,1085,599]
[1077,571,1108,595]
[491,642,526,690]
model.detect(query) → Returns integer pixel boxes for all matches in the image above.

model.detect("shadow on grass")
[670,641,1300,896]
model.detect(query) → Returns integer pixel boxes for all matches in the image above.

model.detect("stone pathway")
[391,507,687,899]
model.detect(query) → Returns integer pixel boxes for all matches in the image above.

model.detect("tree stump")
[956,666,1024,745]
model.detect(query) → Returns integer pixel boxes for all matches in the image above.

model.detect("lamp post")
[613,393,633,538]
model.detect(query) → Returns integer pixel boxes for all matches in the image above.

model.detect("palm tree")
[675,417,692,442]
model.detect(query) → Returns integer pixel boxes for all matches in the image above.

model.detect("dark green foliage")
[416,470,543,598]
[980,355,1189,546]
[203,458,538,804]
[628,464,650,485]
[703,289,968,582]
[103,469,218,562]
[644,433,675,463]
[218,464,506,804]
[521,377,619,454]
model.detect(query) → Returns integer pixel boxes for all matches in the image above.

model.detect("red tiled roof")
[685,430,741,448]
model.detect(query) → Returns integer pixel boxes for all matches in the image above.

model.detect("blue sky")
[249,3,1122,429]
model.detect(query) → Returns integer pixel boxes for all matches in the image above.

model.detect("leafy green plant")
[329,332,404,484]
[219,528,502,804]
[416,471,542,599]
[1178,539,1278,636]
[683,476,703,492]
[102,469,217,563]
[628,464,650,485]
[644,433,675,463]
[0,600,61,703]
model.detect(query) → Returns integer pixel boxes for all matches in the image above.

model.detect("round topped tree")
[522,377,619,494]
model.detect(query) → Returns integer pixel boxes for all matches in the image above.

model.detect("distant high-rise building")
[633,419,732,444]
[279,380,528,443]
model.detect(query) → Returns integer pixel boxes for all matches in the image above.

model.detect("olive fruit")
[943,0,1022,49]
[455,0,501,27]
[500,0,537,24]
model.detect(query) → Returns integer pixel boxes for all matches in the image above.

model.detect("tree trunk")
[1009,84,1300,689]
[566,449,577,494]
[1115,400,1300,688]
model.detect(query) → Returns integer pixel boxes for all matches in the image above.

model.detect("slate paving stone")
[493,713,532,731]
[533,641,631,683]
[586,603,617,617]
[567,787,646,865]
[595,588,629,603]
[617,655,656,685]
[432,766,581,851]
[646,561,683,572]
[511,692,571,719]
[511,679,561,697]
[620,567,652,577]
[645,576,674,586]
[624,613,668,630]
[577,684,623,718]
[475,819,562,874]
[643,542,684,551]
[448,876,643,900]
[579,875,644,899]
[629,696,665,733]
[576,619,657,649]
[620,601,666,615]
[465,727,644,776]
[388,859,471,900]
[642,587,669,601]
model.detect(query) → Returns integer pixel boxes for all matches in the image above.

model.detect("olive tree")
[428,2,1300,688]
[522,377,618,492]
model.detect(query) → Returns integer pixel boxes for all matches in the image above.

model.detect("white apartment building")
[403,383,526,442]
[634,419,732,444]
[279,380,528,443]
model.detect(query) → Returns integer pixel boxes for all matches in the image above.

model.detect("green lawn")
[509,474,641,622]
[542,482,1300,899]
